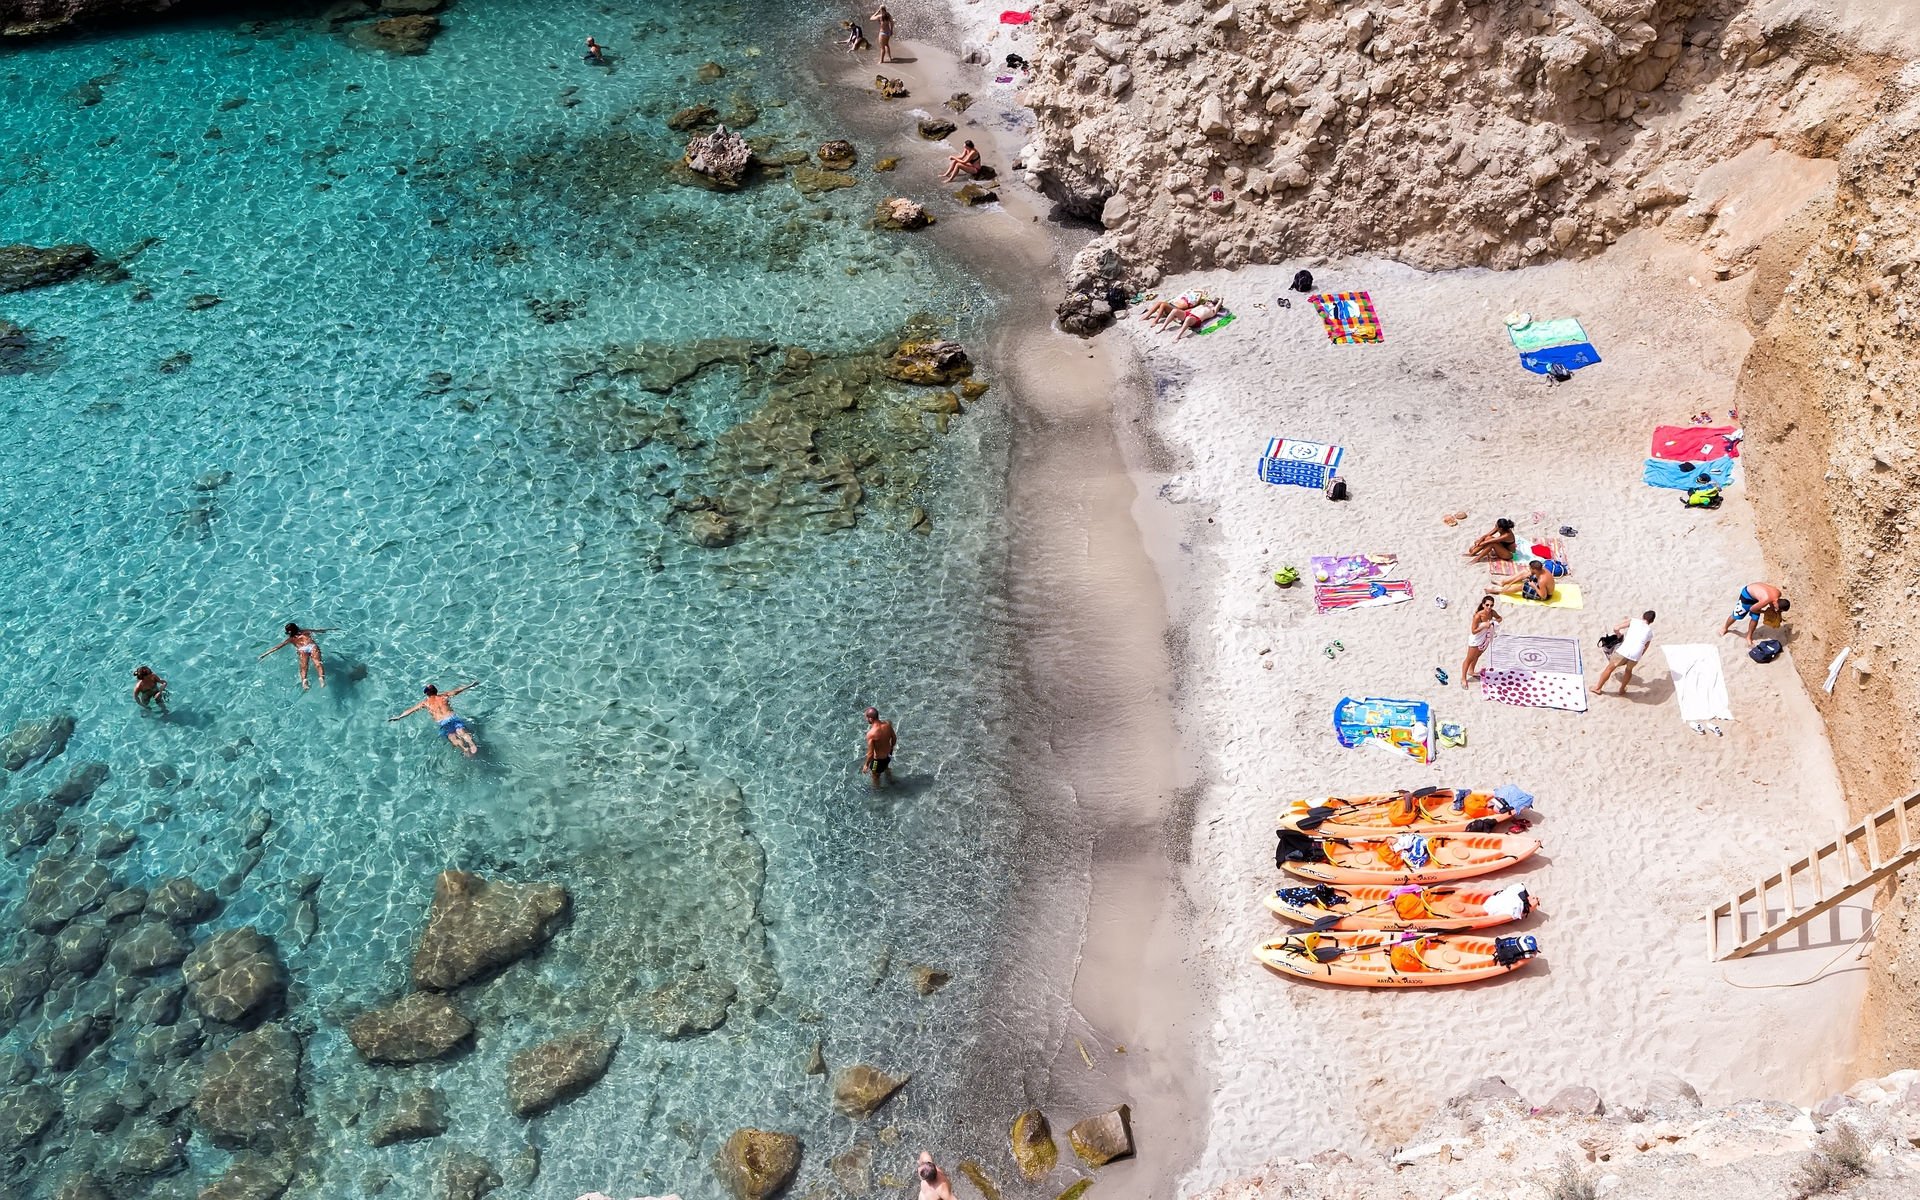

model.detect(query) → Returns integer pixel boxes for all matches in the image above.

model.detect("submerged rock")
[441,1148,502,1200]
[791,166,857,196]
[0,245,95,294]
[411,871,569,990]
[715,1128,800,1200]
[1,712,76,772]
[1011,1109,1058,1180]
[31,1013,109,1073]
[873,198,932,231]
[1067,1105,1134,1166]
[22,855,113,933]
[3,799,59,855]
[198,1152,294,1200]
[194,1022,303,1150]
[668,103,720,132]
[109,922,190,975]
[817,140,857,170]
[44,761,108,806]
[349,13,441,54]
[883,340,972,385]
[0,1084,59,1153]
[829,1142,873,1194]
[832,1064,909,1118]
[685,510,737,549]
[643,972,736,1039]
[506,1026,619,1117]
[147,877,216,925]
[368,1087,447,1146]
[181,926,285,1023]
[348,992,473,1064]
[684,124,755,189]
[909,964,951,995]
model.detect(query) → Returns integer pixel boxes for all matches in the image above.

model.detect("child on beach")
[842,20,868,53]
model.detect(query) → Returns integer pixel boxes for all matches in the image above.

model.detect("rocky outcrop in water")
[182,926,286,1024]
[874,198,933,231]
[817,140,857,170]
[1067,1105,1134,1166]
[1010,1109,1057,1179]
[715,1129,800,1200]
[347,12,442,55]
[505,1026,619,1117]
[367,1087,448,1146]
[0,0,177,37]
[684,125,755,189]
[411,871,569,990]
[883,340,972,385]
[349,992,474,1063]
[194,1022,304,1150]
[0,245,95,293]
[831,1064,908,1118]
[1,713,74,772]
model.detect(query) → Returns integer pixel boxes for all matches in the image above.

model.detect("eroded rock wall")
[0,0,181,37]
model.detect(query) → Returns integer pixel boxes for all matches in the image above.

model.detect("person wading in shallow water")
[916,1152,954,1200]
[583,36,606,64]
[133,665,169,715]
[258,622,334,689]
[862,706,896,788]
[389,682,481,756]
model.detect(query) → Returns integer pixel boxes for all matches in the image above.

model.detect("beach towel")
[1314,579,1414,613]
[999,9,1033,22]
[1644,457,1736,490]
[1309,292,1383,344]
[1194,311,1237,335]
[1491,537,1566,581]
[1311,553,1396,586]
[1258,437,1345,489]
[1662,644,1732,722]
[1479,635,1588,712]
[1651,425,1741,461]
[1507,317,1601,374]
[1500,581,1583,610]
[1333,696,1433,763]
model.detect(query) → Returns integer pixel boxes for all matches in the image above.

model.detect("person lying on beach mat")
[1161,301,1223,340]
[1463,517,1516,562]
[1486,560,1556,603]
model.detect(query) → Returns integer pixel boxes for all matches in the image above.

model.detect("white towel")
[1662,644,1732,722]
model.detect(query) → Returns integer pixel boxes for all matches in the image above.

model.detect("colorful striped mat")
[1309,292,1383,344]
[1315,579,1414,613]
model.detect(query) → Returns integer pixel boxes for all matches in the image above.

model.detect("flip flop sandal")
[1434,668,1449,685]
[1559,525,1578,537]
[1440,510,1468,526]
[1324,644,1337,659]
[1709,725,1725,737]
[1434,596,1450,609]
[1331,641,1345,653]
[1689,722,1707,735]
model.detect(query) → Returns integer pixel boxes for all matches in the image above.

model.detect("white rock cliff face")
[1018,0,1907,325]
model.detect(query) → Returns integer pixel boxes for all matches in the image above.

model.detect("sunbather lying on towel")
[1142,292,1205,325]
[1463,517,1516,562]
[1486,560,1555,603]
[1162,302,1222,340]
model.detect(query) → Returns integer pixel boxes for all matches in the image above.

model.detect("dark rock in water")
[131,1018,204,1063]
[182,926,285,1023]
[157,349,192,373]
[23,855,113,933]
[240,808,271,848]
[643,972,736,1038]
[411,871,569,990]
[45,761,109,806]
[2,799,60,855]
[442,1148,502,1200]
[69,1087,124,1132]
[194,1022,303,1150]
[685,509,737,548]
[111,1118,187,1181]
[52,922,109,978]
[832,1064,909,1118]
[148,877,216,925]
[505,1026,619,1117]
[792,165,857,196]
[724,93,759,128]
[804,1040,826,1076]
[1067,1105,1134,1166]
[125,982,184,1027]
[1010,1109,1057,1180]
[829,1142,873,1194]
[147,763,182,789]
[194,468,232,491]
[349,13,441,54]
[817,139,857,170]
[100,884,146,920]
[504,1141,540,1188]
[883,340,972,385]
[348,992,473,1064]
[959,1161,1003,1200]
[874,197,932,231]
[368,1087,447,1146]
[185,293,222,311]
[0,245,96,294]
[696,60,727,82]
[910,964,952,995]
[668,103,720,132]
[715,1128,800,1200]
[31,1013,109,1073]
[198,1152,295,1200]
[317,0,374,22]
[0,1084,59,1153]
[0,946,53,1027]
[916,117,957,140]
[380,0,444,12]
[955,182,999,206]
[0,1054,31,1086]
[683,124,755,189]
[53,1174,113,1200]
[282,896,318,948]
[110,921,190,975]
[1,712,76,772]
[874,157,898,171]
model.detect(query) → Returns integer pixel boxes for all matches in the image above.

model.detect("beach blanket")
[1662,644,1733,722]
[1479,635,1588,712]
[999,10,1033,23]
[1500,581,1583,609]
[1258,437,1345,489]
[1314,579,1414,613]
[1194,311,1237,336]
[1491,537,1566,581]
[1651,425,1741,461]
[1644,457,1736,490]
[1311,553,1397,586]
[1333,696,1433,763]
[1309,292,1383,344]
[1507,317,1601,374]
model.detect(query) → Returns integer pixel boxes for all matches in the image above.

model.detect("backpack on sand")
[1323,473,1348,502]
[1750,639,1784,664]
[1291,269,1314,293]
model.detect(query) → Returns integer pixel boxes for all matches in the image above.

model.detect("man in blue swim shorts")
[389,680,481,757]
[1720,582,1788,645]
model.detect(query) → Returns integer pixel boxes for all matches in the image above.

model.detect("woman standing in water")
[258,622,334,689]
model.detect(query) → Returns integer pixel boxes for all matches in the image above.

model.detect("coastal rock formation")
[1010,1109,1058,1180]
[684,125,755,189]
[108,922,189,974]
[193,1022,303,1150]
[146,876,215,924]
[641,972,735,1038]
[874,197,933,231]
[505,1026,619,1117]
[714,1128,800,1200]
[348,13,441,54]
[0,245,94,292]
[817,140,858,170]
[831,1064,908,1118]
[0,0,179,37]
[1067,1105,1133,1166]
[44,761,108,807]
[411,871,569,990]
[1,712,74,771]
[442,1148,502,1200]
[182,926,285,1023]
[883,340,972,385]
[791,166,857,196]
[348,992,473,1063]
[367,1087,448,1146]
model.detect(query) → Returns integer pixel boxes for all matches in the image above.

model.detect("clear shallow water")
[0,2,1042,1195]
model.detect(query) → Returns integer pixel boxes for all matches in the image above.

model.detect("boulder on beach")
[348,992,473,1063]
[182,926,286,1024]
[882,340,972,385]
[831,1064,909,1118]
[0,246,96,294]
[193,1022,304,1150]
[1067,1105,1134,1166]
[684,124,756,189]
[411,871,569,990]
[714,1128,800,1200]
[505,1026,619,1117]
[917,117,957,140]
[817,140,857,170]
[1,712,76,772]
[873,198,933,231]
[874,76,907,99]
[1011,1109,1058,1180]
[955,183,999,206]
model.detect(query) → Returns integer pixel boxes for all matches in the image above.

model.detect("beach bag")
[1290,269,1314,293]
[1750,639,1784,664]
[1275,830,1325,866]
[1684,486,1722,509]
[1323,473,1348,501]
[1464,817,1498,833]
[1492,934,1539,966]
[1541,558,1569,576]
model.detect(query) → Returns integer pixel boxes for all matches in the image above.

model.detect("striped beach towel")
[1309,292,1383,344]
[1491,537,1567,581]
[1258,437,1345,488]
[1315,579,1414,613]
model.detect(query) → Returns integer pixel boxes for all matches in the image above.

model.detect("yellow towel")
[1503,582,1584,610]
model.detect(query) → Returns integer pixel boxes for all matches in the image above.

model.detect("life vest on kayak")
[1387,793,1419,826]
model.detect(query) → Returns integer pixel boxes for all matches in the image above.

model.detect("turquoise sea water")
[0,3,1044,1196]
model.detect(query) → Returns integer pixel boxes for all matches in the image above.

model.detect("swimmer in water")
[258,622,334,690]
[389,681,481,756]
[584,36,606,64]
[133,665,169,715]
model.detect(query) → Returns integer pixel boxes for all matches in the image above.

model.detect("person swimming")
[258,622,334,689]
[584,36,606,64]
[388,681,481,757]
[133,665,169,714]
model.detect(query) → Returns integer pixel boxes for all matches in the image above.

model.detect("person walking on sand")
[870,5,895,63]
[939,140,982,183]
[133,665,170,715]
[258,622,334,689]
[1720,583,1788,645]
[862,706,896,789]
[1594,610,1656,695]
[1461,596,1502,687]
[916,1153,954,1200]
[389,681,481,756]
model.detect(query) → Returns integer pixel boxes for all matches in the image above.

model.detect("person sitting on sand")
[389,681,482,756]
[1720,582,1788,644]
[917,1153,955,1200]
[842,19,867,53]
[133,665,169,714]
[1460,596,1501,687]
[1463,517,1516,562]
[1486,561,1555,603]
[939,140,982,183]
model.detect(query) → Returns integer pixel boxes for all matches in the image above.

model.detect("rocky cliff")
[1016,0,1915,324]
[0,0,181,37]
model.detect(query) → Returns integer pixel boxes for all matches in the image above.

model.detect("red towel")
[1000,10,1033,23]
[1650,425,1740,461]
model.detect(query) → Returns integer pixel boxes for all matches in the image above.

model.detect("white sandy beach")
[1121,236,1870,1177]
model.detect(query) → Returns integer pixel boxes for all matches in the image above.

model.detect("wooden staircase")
[1708,789,1920,961]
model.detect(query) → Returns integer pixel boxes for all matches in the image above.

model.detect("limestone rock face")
[684,125,755,189]
[194,1022,303,1150]
[0,247,94,294]
[505,1026,619,1117]
[831,1064,908,1118]
[882,341,972,386]
[1067,1105,1134,1166]
[348,992,473,1064]
[1011,1109,1058,1180]
[714,1128,800,1200]
[411,871,569,990]
[182,926,286,1024]
[0,1,180,38]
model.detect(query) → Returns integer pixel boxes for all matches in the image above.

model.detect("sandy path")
[1121,235,1868,1179]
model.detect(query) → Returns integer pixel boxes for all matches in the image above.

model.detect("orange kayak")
[1254,930,1540,987]
[1278,831,1539,885]
[1277,787,1530,837]
[1264,882,1536,931]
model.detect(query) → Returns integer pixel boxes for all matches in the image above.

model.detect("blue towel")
[1518,342,1602,374]
[1493,784,1535,812]
[1643,456,1734,490]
